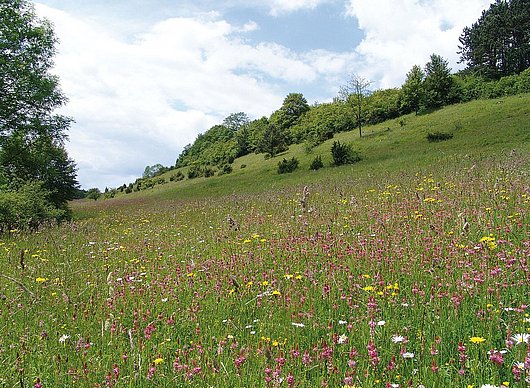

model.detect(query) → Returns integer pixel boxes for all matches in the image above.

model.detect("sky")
[32,0,494,190]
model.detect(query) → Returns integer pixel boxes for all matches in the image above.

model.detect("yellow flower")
[469,336,486,344]
[246,281,253,287]
[187,272,195,278]
[295,274,302,280]
[272,290,281,296]
[261,280,269,286]
[272,340,279,347]
[35,277,47,283]
[502,382,509,387]
[285,274,293,279]
[153,357,164,365]
[363,286,374,292]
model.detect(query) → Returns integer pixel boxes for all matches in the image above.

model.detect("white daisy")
[391,335,405,343]
[402,352,415,359]
[338,334,348,344]
[511,333,530,345]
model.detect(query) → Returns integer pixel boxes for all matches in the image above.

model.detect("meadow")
[1,95,529,387]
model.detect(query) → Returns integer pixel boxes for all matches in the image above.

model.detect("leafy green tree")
[270,93,309,134]
[223,112,250,132]
[338,74,371,137]
[85,188,101,201]
[259,123,289,158]
[458,0,530,79]
[400,65,425,114]
[143,163,166,178]
[423,54,455,109]
[364,88,401,124]
[1,0,78,226]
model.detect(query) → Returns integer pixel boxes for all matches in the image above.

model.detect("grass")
[1,95,529,387]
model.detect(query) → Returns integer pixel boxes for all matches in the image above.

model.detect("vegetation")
[1,95,528,386]
[427,131,454,143]
[0,0,78,230]
[277,157,299,174]
[331,141,361,166]
[459,0,530,79]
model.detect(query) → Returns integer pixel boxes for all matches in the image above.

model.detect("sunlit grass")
[1,95,529,387]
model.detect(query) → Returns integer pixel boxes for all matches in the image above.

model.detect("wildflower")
[58,334,70,343]
[510,333,530,345]
[338,320,347,325]
[271,290,281,296]
[480,385,499,388]
[35,277,47,283]
[363,286,374,292]
[338,334,348,344]
[291,322,305,328]
[295,274,302,280]
[153,357,164,365]
[402,352,415,359]
[470,336,486,344]
[285,274,293,279]
[377,320,386,326]
[391,335,405,343]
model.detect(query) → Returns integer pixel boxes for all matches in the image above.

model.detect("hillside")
[3,93,529,387]
[78,93,530,208]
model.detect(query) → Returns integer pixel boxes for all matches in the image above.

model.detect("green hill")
[81,93,529,208]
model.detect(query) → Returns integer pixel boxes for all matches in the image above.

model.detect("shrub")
[309,155,324,170]
[170,171,185,182]
[218,164,233,176]
[331,141,361,166]
[187,165,203,179]
[86,188,101,201]
[204,167,216,178]
[0,181,66,232]
[277,157,299,174]
[427,132,454,142]
[240,164,247,169]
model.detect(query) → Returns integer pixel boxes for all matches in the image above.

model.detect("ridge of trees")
[1,0,78,232]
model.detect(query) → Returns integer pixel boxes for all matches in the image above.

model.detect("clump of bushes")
[427,131,454,142]
[277,157,299,174]
[331,141,361,166]
[309,155,324,170]
[170,171,185,182]
[218,164,233,176]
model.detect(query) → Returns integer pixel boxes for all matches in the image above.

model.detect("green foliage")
[401,65,425,114]
[331,141,361,166]
[85,188,101,201]
[169,171,185,182]
[339,73,372,137]
[187,165,203,180]
[459,0,530,79]
[143,164,167,178]
[309,155,324,171]
[423,54,456,109]
[290,102,353,145]
[0,0,78,230]
[427,131,454,142]
[270,93,310,132]
[364,88,402,124]
[217,164,233,176]
[0,181,66,232]
[277,157,299,174]
[259,123,289,158]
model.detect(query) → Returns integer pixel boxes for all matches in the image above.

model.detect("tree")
[259,123,288,158]
[400,65,425,115]
[223,112,250,132]
[143,163,166,178]
[458,0,530,80]
[1,0,78,227]
[338,74,371,137]
[270,93,309,134]
[423,54,454,109]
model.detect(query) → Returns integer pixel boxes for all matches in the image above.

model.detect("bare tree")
[338,74,371,137]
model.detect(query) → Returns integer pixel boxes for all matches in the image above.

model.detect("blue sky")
[33,0,494,189]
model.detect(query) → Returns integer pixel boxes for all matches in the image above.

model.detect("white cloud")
[268,0,327,16]
[34,4,349,189]
[344,0,495,88]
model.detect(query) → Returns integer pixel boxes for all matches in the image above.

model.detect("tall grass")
[0,96,529,387]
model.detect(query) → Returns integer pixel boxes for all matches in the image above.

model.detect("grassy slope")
[72,94,530,213]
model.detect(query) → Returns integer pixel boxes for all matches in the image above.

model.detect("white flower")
[161,297,168,302]
[402,352,415,359]
[514,361,525,370]
[338,334,348,344]
[58,334,70,343]
[291,322,305,328]
[377,320,386,326]
[391,335,405,343]
[511,333,530,345]
[480,384,500,388]
[338,320,347,325]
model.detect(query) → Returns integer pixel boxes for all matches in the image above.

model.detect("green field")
[1,94,529,387]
